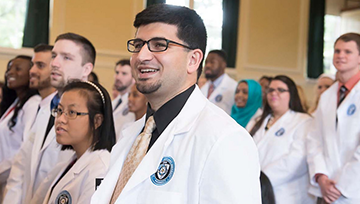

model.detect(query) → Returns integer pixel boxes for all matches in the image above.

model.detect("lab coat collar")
[208,73,231,100]
[117,85,207,199]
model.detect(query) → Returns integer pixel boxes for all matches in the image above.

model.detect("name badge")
[215,94,223,102]
[56,190,72,204]
[347,104,356,116]
[151,156,175,186]
[122,107,129,116]
[275,128,285,136]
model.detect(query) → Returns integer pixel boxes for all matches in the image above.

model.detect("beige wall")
[232,0,316,107]
[0,0,318,106]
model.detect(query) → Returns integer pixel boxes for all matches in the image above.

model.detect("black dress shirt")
[146,85,195,151]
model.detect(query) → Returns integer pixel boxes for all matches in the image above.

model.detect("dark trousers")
[317,197,327,204]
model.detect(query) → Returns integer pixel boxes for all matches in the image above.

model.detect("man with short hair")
[200,49,237,114]
[92,4,261,204]
[112,59,135,141]
[4,33,96,204]
[307,33,360,204]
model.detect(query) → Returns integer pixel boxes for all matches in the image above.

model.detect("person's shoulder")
[289,111,313,126]
[23,94,41,107]
[196,102,249,139]
[89,150,110,169]
[224,73,237,86]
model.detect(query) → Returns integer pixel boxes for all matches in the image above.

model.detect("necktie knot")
[338,85,348,106]
[50,94,60,111]
[340,85,347,93]
[143,116,156,135]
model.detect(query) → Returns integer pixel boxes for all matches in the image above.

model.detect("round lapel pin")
[151,156,175,186]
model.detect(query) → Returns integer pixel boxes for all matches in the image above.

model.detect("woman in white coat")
[249,75,315,204]
[32,81,116,204]
[0,56,40,201]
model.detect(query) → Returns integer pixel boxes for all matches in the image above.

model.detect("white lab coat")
[32,149,110,204]
[91,86,261,204]
[4,92,73,204]
[253,110,315,204]
[307,81,360,203]
[245,108,263,131]
[112,93,135,141]
[0,95,41,201]
[200,73,237,115]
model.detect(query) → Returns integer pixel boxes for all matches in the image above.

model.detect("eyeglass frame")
[266,87,289,94]
[127,37,196,53]
[51,107,89,119]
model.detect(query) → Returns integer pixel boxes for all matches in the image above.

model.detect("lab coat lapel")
[322,82,341,166]
[119,86,206,199]
[257,111,291,147]
[96,118,145,202]
[40,127,56,152]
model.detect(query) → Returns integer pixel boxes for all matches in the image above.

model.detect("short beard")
[205,73,217,80]
[51,78,65,89]
[136,79,161,94]
[34,76,52,90]
[116,85,128,92]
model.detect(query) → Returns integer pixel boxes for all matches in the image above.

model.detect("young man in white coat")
[200,49,237,114]
[91,4,261,204]
[4,33,95,204]
[112,59,135,141]
[307,33,360,204]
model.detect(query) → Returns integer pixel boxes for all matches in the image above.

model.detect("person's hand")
[318,175,341,203]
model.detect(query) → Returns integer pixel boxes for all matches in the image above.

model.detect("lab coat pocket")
[137,190,184,204]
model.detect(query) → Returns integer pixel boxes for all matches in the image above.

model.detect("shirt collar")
[211,73,225,88]
[338,70,360,92]
[40,91,57,109]
[146,85,195,135]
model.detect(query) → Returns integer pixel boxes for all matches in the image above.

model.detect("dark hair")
[260,172,276,204]
[61,80,115,152]
[89,72,99,83]
[335,32,360,53]
[115,59,130,67]
[134,3,207,79]
[34,44,53,53]
[0,56,39,131]
[208,50,227,63]
[55,32,96,66]
[250,75,305,136]
[259,75,273,82]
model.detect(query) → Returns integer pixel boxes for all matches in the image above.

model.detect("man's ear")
[83,62,94,80]
[94,114,104,130]
[187,49,203,74]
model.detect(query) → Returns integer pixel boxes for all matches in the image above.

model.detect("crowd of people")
[0,3,359,204]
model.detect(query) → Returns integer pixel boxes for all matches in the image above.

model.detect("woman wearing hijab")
[231,79,262,129]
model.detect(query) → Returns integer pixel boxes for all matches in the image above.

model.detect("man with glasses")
[92,4,261,204]
[201,49,237,115]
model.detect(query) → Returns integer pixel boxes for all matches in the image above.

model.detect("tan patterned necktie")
[110,116,156,204]
[207,83,215,98]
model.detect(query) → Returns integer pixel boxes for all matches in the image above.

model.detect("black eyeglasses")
[266,87,289,94]
[127,37,195,53]
[51,107,89,119]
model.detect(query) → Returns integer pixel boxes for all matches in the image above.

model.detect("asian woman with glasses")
[249,75,315,204]
[31,80,115,204]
